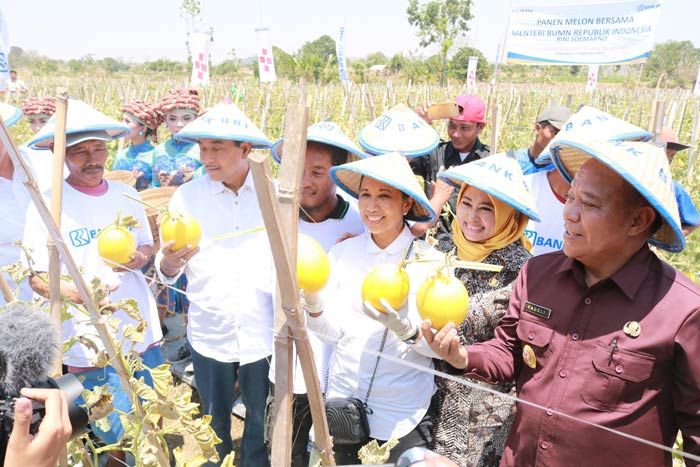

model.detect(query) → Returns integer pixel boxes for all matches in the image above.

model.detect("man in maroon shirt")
[422,139,700,467]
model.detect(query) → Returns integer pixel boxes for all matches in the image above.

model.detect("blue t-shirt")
[511,147,554,175]
[674,181,700,227]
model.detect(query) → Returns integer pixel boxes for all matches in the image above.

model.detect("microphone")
[0,303,59,396]
[0,303,88,465]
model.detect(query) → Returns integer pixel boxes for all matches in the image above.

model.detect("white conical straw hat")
[271,121,367,163]
[0,102,21,128]
[28,99,129,150]
[174,102,271,148]
[537,106,652,164]
[438,153,540,222]
[551,139,684,253]
[358,103,440,157]
[330,152,436,222]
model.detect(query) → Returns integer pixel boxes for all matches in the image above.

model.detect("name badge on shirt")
[524,301,552,320]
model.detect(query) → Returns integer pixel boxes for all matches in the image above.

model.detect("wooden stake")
[48,89,68,377]
[250,106,335,465]
[687,103,699,183]
[0,272,14,303]
[652,101,666,143]
[490,103,499,154]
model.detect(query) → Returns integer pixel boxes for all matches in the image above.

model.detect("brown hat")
[157,89,200,115]
[21,97,56,117]
[122,100,164,130]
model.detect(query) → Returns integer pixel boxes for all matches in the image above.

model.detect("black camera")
[0,373,89,464]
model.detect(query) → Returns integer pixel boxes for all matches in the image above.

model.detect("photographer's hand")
[4,388,72,467]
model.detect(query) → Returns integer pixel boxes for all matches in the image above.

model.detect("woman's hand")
[362,299,417,342]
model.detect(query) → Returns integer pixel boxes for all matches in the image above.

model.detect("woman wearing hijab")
[152,88,201,187]
[303,152,443,464]
[429,153,540,466]
[112,100,163,191]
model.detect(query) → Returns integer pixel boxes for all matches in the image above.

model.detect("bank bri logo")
[69,227,101,247]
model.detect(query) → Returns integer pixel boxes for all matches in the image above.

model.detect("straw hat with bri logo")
[358,104,440,157]
[271,121,367,163]
[330,152,436,222]
[550,139,684,252]
[174,103,271,148]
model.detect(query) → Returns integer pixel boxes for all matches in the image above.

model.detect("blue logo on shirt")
[68,228,100,247]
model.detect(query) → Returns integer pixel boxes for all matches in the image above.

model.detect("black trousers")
[332,407,434,465]
[265,386,314,467]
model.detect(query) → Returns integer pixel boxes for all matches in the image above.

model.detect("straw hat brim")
[536,130,652,165]
[330,165,435,222]
[139,187,177,217]
[174,131,271,149]
[271,138,367,164]
[30,125,129,150]
[551,140,684,253]
[104,170,136,187]
[438,170,541,222]
[0,103,22,128]
[357,132,439,158]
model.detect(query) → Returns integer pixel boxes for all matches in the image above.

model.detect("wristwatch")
[402,327,420,345]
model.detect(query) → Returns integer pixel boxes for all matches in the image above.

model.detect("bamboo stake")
[0,272,14,303]
[250,105,335,465]
[270,102,308,467]
[490,103,499,154]
[48,89,68,377]
[687,104,699,182]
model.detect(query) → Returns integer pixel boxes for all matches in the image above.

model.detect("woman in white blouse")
[304,152,442,464]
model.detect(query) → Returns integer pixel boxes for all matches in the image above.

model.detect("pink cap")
[453,94,487,123]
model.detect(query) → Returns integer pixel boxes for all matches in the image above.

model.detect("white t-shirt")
[271,197,365,394]
[23,181,162,367]
[307,226,439,440]
[524,171,565,256]
[0,169,33,304]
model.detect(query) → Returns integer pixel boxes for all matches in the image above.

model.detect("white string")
[1,211,699,463]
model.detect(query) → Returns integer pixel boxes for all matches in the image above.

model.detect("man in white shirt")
[269,124,365,466]
[523,169,569,256]
[0,102,32,305]
[23,101,161,467]
[6,70,28,100]
[156,103,274,467]
[510,105,572,176]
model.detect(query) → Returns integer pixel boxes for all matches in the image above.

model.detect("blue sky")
[2,0,698,64]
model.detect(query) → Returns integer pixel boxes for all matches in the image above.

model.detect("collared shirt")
[23,181,161,367]
[523,170,565,255]
[271,195,365,394]
[155,171,274,364]
[511,147,554,175]
[308,226,439,440]
[463,246,700,467]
